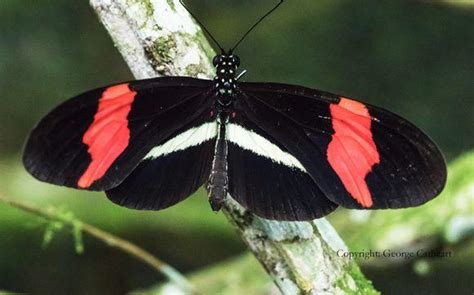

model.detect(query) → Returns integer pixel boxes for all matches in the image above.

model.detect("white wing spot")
[227,123,307,172]
[145,122,217,159]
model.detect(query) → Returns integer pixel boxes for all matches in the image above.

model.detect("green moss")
[180,31,215,76]
[126,0,154,17]
[144,30,214,77]
[125,0,155,29]
[336,263,380,295]
[167,0,176,12]
[155,35,176,61]
[142,0,154,17]
[184,64,203,77]
[145,35,176,75]
[193,30,217,60]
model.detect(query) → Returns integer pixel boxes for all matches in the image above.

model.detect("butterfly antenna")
[230,0,284,52]
[179,0,225,53]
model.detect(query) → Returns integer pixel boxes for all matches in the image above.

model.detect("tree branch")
[89,0,378,293]
[0,194,193,292]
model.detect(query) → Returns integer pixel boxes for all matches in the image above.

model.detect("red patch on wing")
[327,97,380,207]
[77,84,137,188]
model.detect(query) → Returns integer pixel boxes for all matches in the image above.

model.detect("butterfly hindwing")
[226,113,338,220]
[23,77,213,191]
[237,82,447,210]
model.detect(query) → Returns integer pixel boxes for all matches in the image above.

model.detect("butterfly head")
[212,53,240,71]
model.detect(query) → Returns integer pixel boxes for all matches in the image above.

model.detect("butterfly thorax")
[212,53,240,112]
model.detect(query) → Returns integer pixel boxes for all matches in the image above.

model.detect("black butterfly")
[23,1,447,221]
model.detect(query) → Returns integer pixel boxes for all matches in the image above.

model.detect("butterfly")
[22,1,447,221]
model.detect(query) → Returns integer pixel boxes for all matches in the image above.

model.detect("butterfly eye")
[231,55,240,67]
[212,55,223,67]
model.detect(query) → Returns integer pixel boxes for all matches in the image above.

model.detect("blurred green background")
[0,0,473,294]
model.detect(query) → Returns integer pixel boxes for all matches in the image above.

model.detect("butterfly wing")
[235,82,447,211]
[23,77,215,193]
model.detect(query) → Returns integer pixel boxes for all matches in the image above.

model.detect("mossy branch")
[89,0,378,293]
[0,194,193,293]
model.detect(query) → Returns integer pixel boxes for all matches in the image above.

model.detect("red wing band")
[78,84,136,188]
[327,97,380,207]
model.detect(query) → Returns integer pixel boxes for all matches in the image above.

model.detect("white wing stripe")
[145,122,217,159]
[226,123,307,172]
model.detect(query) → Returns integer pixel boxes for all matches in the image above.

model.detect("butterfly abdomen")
[207,115,229,211]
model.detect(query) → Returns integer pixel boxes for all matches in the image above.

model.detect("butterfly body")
[206,53,239,210]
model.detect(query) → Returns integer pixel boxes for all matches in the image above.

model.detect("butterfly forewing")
[106,117,217,210]
[23,77,213,191]
[236,82,447,210]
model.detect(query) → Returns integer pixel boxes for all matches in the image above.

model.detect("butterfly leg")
[207,115,229,211]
